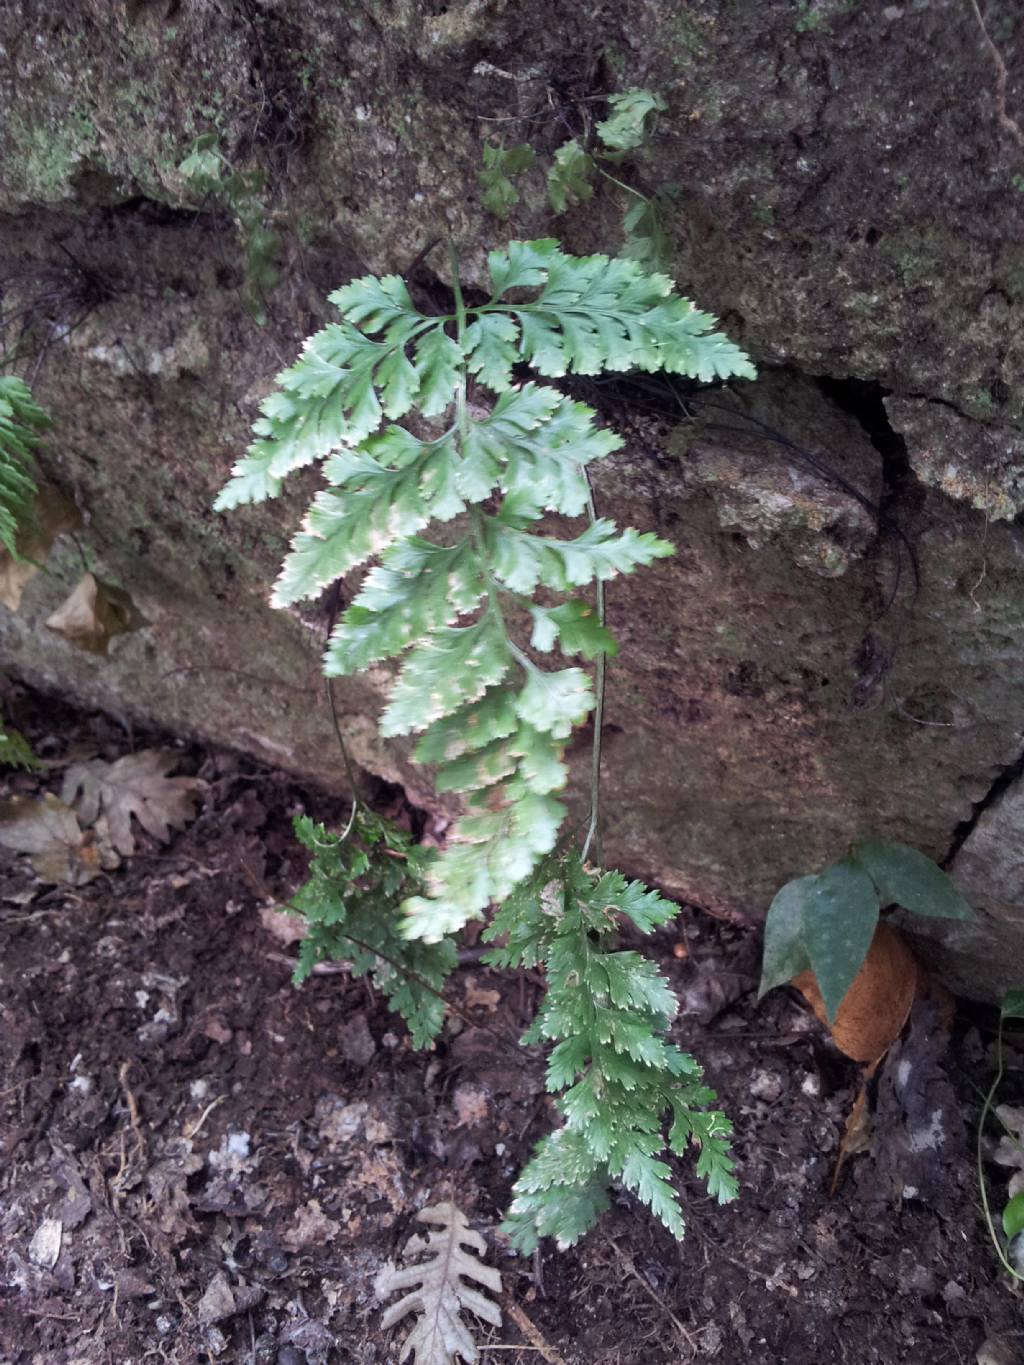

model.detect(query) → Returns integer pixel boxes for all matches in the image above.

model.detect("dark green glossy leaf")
[802,860,880,1023]
[851,838,975,921]
[758,874,814,999]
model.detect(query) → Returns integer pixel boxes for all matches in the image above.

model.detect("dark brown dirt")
[1,687,1021,1365]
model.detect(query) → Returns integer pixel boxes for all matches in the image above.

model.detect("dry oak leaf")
[0,792,99,884]
[61,750,203,856]
[792,921,919,1063]
[45,572,146,655]
[376,1202,502,1365]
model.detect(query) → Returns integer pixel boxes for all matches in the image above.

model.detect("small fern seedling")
[289,811,456,1049]
[217,237,754,1247]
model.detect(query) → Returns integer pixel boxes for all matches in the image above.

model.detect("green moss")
[5,109,99,201]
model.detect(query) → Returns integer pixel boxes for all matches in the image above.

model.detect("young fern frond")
[218,238,752,1247]
[0,375,49,558]
[484,851,737,1249]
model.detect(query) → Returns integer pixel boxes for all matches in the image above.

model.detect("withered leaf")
[45,572,146,655]
[0,792,98,884]
[376,1202,502,1365]
[0,486,81,612]
[61,749,203,856]
[792,922,919,1064]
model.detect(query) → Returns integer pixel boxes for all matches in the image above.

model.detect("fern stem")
[593,162,648,204]
[581,469,605,867]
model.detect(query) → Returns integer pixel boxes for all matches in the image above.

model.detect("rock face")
[2,0,1023,997]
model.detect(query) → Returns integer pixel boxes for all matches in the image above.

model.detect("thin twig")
[969,0,1024,151]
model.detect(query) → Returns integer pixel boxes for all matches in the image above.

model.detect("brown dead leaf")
[792,922,919,1063]
[463,974,501,1014]
[44,572,146,655]
[830,1055,882,1195]
[61,749,203,855]
[0,792,99,884]
[0,486,81,611]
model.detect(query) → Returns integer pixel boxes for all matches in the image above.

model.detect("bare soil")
[1,687,1021,1365]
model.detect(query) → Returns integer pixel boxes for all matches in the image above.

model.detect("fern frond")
[290,813,456,1048]
[595,90,667,151]
[484,852,737,1251]
[0,376,49,557]
[479,141,536,219]
[0,723,41,771]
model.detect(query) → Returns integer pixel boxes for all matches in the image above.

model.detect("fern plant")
[218,238,754,1246]
[480,90,673,269]
[0,375,48,558]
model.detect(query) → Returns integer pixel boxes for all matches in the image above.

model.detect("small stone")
[29,1218,62,1268]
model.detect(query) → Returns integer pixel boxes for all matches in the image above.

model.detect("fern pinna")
[217,239,752,1246]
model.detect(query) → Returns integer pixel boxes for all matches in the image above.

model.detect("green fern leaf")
[380,616,512,737]
[622,193,674,273]
[529,600,617,658]
[0,724,41,771]
[272,436,465,607]
[460,386,621,515]
[596,90,667,151]
[0,377,49,557]
[547,141,596,212]
[325,538,484,675]
[463,312,520,391]
[291,813,456,1049]
[479,142,536,218]
[483,242,757,383]
[489,518,674,594]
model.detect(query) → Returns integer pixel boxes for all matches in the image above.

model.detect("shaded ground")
[1,687,1021,1364]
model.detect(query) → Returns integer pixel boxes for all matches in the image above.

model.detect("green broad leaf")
[801,860,881,1023]
[414,686,520,764]
[460,386,620,515]
[758,874,815,999]
[414,326,462,416]
[850,838,976,922]
[271,439,465,606]
[324,538,484,675]
[490,517,674,593]
[479,142,536,218]
[622,193,673,274]
[463,311,520,391]
[515,666,595,738]
[380,616,512,737]
[1003,1191,1024,1241]
[530,600,618,658]
[596,90,667,151]
[1002,990,1024,1020]
[547,140,596,212]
